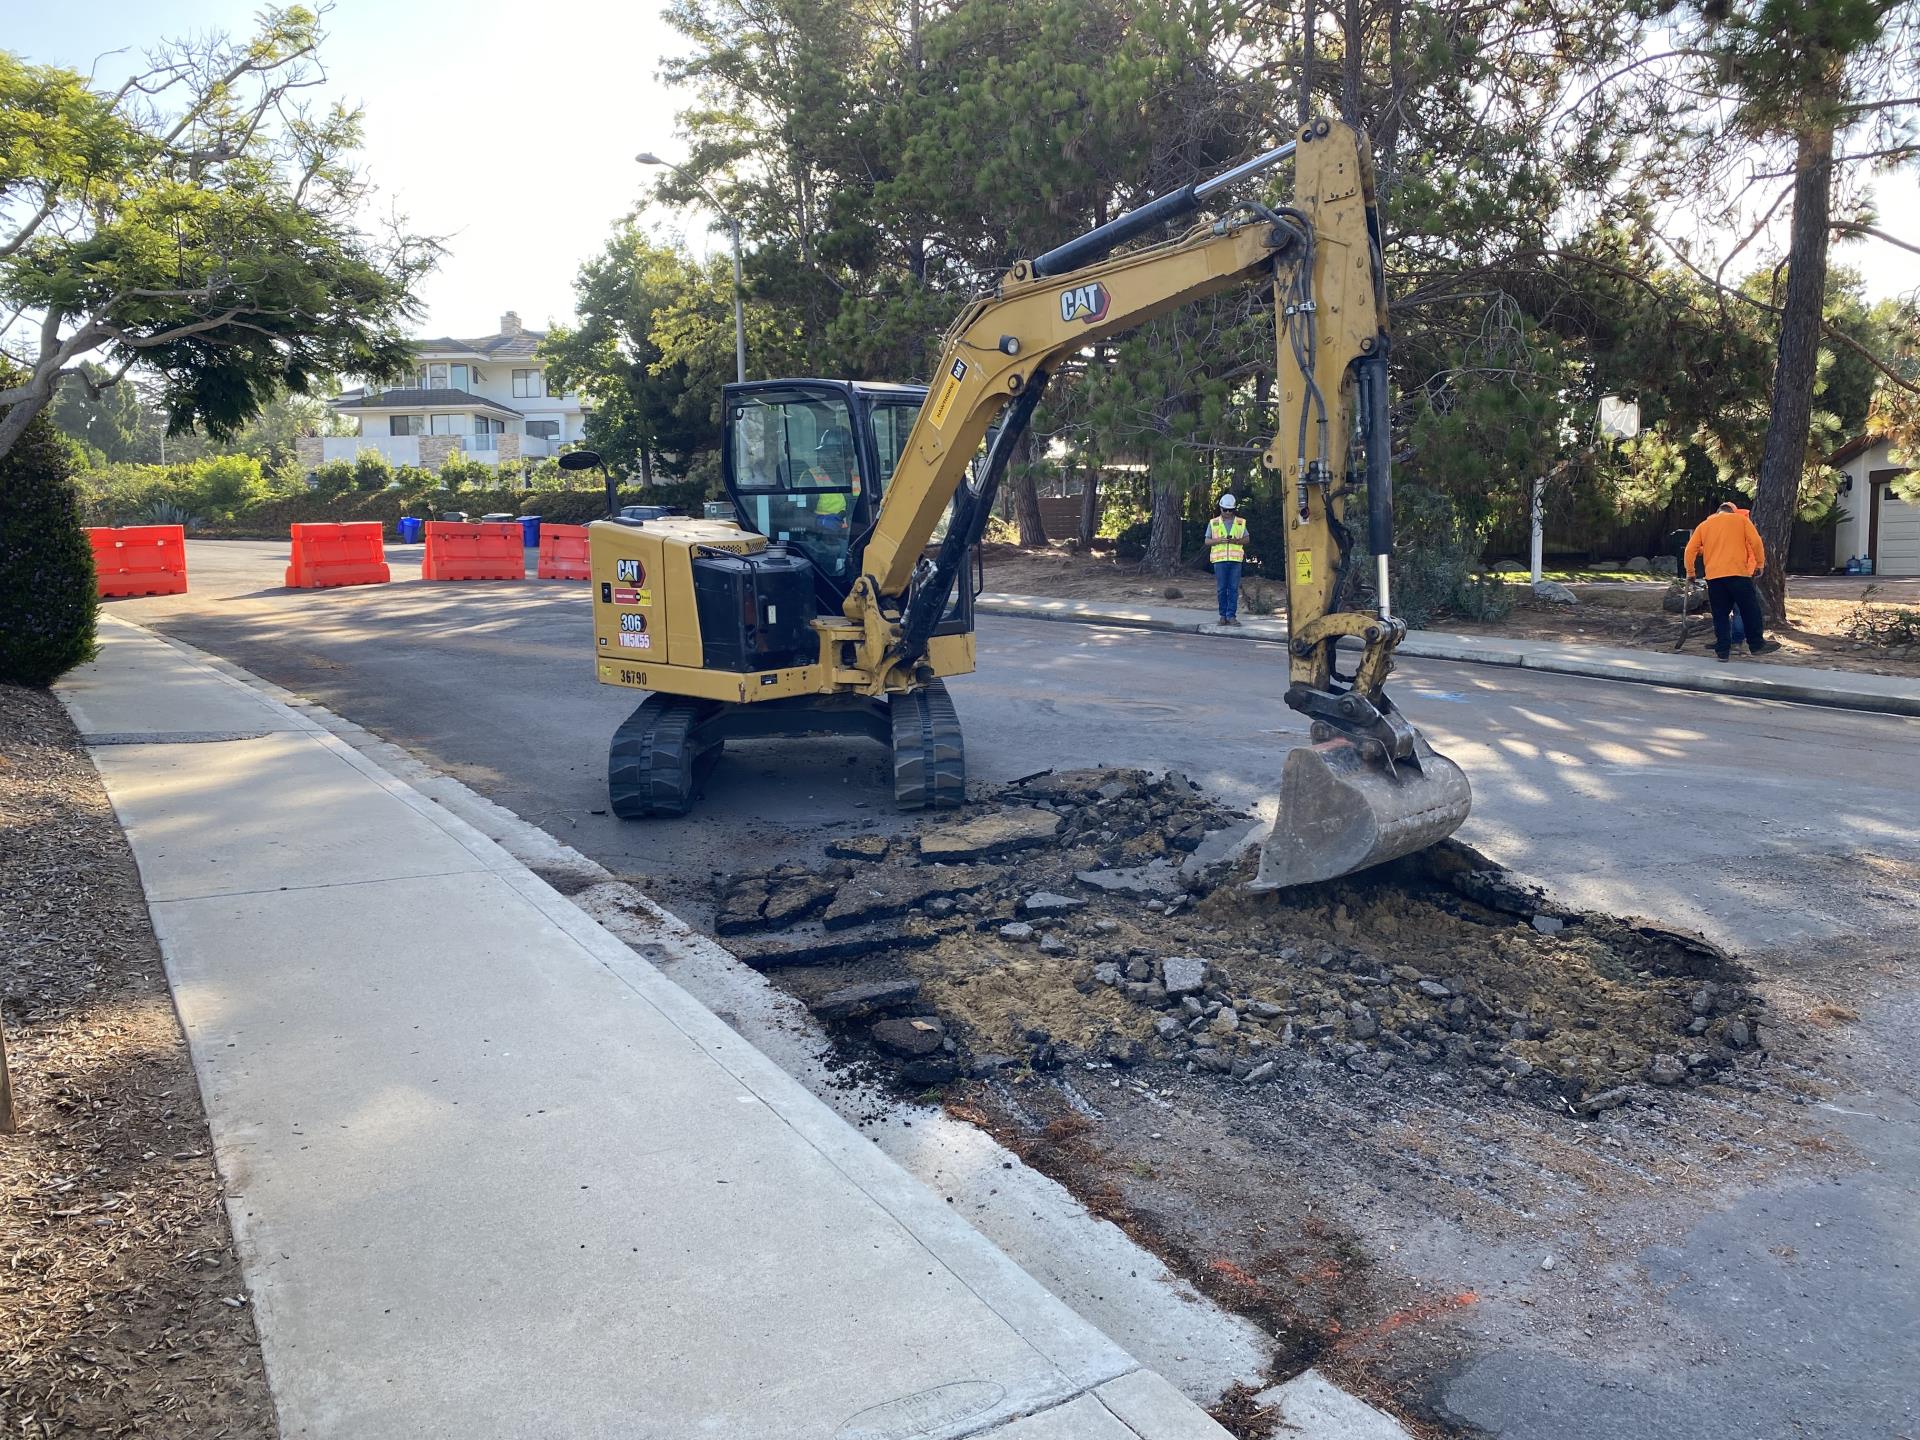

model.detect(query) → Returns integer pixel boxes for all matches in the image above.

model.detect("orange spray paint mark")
[1336,1292,1480,1352]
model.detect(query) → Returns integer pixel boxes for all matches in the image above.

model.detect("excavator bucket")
[1249,735,1472,891]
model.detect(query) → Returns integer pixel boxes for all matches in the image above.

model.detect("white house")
[1831,433,1918,576]
[305,311,588,472]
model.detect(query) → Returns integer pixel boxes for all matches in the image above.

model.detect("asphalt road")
[113,540,1920,1440]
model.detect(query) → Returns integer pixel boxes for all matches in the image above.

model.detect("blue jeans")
[1214,560,1242,619]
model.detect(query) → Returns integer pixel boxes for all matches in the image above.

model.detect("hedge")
[0,379,98,686]
[200,479,718,538]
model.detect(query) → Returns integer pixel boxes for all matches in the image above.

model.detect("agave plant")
[132,499,204,530]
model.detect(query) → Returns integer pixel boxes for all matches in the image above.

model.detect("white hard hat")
[1219,493,1237,509]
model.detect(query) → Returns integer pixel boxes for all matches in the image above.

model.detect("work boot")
[1749,639,1781,656]
[1715,650,1730,662]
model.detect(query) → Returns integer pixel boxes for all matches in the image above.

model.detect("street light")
[636,151,747,385]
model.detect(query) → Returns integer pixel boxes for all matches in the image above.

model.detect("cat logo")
[1059,282,1110,325]
[615,558,642,584]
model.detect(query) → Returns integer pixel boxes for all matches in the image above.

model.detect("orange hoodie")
[1684,510,1766,581]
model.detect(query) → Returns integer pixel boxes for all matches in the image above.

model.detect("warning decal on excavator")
[1294,549,1313,586]
[929,358,968,429]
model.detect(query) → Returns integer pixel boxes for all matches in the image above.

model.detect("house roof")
[1828,432,1891,468]
[412,330,546,360]
[331,387,523,419]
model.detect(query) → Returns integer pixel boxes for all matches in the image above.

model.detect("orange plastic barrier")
[285,522,392,589]
[535,523,592,580]
[88,525,188,598]
[420,521,524,581]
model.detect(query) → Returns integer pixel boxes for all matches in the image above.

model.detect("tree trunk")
[1341,0,1363,125]
[0,380,58,464]
[1299,0,1316,126]
[639,441,654,486]
[1751,123,1834,618]
[1012,427,1047,547]
[1076,457,1100,550]
[1143,467,1185,572]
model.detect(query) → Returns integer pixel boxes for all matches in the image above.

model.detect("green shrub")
[310,460,355,497]
[0,384,98,686]
[351,450,393,492]
[190,454,268,517]
[74,462,181,525]
[437,454,495,488]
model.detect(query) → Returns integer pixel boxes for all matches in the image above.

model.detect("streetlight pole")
[636,152,747,385]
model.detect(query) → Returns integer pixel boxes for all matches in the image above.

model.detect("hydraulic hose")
[896,374,1051,664]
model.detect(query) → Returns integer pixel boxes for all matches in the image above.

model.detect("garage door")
[1879,487,1920,576]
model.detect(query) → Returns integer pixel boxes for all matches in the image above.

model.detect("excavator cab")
[721,380,970,622]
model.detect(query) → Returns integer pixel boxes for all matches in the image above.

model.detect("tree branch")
[0,191,60,261]
[1751,145,1920,177]
[1832,221,1920,257]
[1655,233,1920,396]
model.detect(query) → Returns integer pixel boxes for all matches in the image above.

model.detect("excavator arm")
[834,116,1470,888]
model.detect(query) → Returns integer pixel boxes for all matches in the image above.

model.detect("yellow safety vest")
[1207,515,1247,564]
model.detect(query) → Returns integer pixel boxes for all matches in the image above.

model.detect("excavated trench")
[710,768,1818,1434]
[719,768,1765,1116]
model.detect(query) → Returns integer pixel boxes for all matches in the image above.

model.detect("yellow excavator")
[582,116,1470,888]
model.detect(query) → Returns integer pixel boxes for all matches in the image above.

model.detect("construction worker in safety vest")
[801,428,860,536]
[1206,493,1248,626]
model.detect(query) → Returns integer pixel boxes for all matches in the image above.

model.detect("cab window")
[727,390,863,579]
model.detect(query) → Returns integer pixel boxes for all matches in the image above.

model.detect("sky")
[7,1,1918,349]
[9,0,705,341]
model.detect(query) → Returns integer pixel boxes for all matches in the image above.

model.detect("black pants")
[1707,575,1766,656]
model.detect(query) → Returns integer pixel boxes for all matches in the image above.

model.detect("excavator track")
[609,694,722,818]
[889,681,965,811]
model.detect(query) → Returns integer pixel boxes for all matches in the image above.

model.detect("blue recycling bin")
[519,514,542,548]
[397,516,423,543]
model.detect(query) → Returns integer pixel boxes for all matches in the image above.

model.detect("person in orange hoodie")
[1684,501,1782,662]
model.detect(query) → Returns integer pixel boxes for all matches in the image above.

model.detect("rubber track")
[890,681,965,811]
[608,694,703,818]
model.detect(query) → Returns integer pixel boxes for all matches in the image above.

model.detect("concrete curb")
[975,594,1920,718]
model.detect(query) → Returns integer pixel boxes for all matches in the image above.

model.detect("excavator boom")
[844,116,1471,888]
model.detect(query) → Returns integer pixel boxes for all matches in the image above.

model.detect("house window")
[526,420,560,439]
[450,364,471,391]
[430,414,466,435]
[427,363,449,389]
[513,369,542,398]
[390,415,423,436]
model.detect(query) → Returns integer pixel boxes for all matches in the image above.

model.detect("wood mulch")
[0,684,276,1439]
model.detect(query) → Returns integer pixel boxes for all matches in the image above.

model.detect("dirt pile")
[715,768,1765,1119]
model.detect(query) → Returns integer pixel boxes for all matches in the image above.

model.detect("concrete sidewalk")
[57,616,1231,1440]
[977,592,1920,717]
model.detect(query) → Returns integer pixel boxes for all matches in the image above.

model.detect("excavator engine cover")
[1250,736,1472,891]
